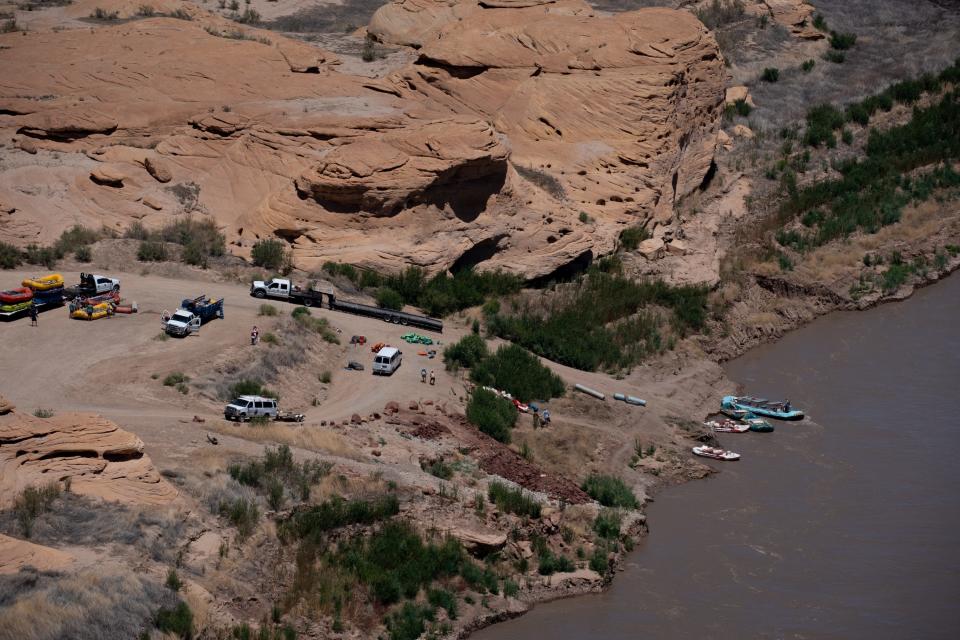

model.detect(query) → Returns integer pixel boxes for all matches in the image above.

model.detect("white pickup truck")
[250,278,326,306]
[64,273,120,300]
[162,309,201,337]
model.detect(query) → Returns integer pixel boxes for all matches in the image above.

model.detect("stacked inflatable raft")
[69,290,137,320]
[1,273,66,317]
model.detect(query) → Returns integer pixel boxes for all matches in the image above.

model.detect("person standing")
[420,368,427,384]
[429,370,436,386]
[29,302,38,327]
[251,325,259,345]
[532,409,541,430]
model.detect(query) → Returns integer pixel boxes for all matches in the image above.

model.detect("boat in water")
[705,419,750,433]
[722,395,804,420]
[693,446,741,461]
[744,415,775,432]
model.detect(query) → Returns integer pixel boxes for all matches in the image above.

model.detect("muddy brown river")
[477,274,960,639]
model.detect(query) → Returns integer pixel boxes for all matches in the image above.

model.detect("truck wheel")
[253,290,266,299]
[383,315,393,323]
[303,298,313,307]
[240,413,247,422]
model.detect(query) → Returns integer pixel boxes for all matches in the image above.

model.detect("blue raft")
[722,395,804,421]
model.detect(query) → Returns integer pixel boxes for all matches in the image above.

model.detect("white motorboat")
[692,446,741,461]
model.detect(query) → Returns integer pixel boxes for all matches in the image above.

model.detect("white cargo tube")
[574,384,605,400]
[626,395,647,406]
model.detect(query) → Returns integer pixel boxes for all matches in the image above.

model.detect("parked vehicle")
[250,278,325,306]
[163,295,224,336]
[224,396,278,421]
[276,409,305,423]
[373,346,402,375]
[249,278,443,333]
[64,273,120,300]
[722,395,804,420]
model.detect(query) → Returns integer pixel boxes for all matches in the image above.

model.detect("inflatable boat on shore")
[693,446,741,461]
[722,395,804,420]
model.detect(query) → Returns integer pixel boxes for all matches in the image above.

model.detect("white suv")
[224,395,278,421]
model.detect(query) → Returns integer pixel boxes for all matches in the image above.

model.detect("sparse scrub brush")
[581,474,639,509]
[761,67,780,82]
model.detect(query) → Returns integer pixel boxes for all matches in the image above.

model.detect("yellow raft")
[70,302,113,320]
[23,273,64,291]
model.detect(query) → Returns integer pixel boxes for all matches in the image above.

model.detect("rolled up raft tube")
[574,384,605,400]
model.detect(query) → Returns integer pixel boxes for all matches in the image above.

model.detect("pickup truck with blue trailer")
[162,295,224,337]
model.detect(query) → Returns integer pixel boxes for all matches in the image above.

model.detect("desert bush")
[487,273,708,372]
[219,496,260,539]
[694,0,745,29]
[803,103,845,147]
[502,579,519,597]
[593,509,622,540]
[427,587,458,619]
[823,50,845,64]
[33,408,55,418]
[74,245,92,263]
[251,238,287,270]
[157,217,225,263]
[376,286,403,311]
[0,241,22,269]
[291,307,339,343]
[23,243,58,268]
[487,481,541,518]
[812,13,827,31]
[163,372,189,386]
[760,67,780,83]
[165,568,182,592]
[422,459,453,480]
[90,7,119,20]
[14,482,61,538]
[279,494,399,543]
[514,165,566,199]
[581,474,639,509]
[137,240,168,262]
[829,30,857,50]
[801,59,815,73]
[171,7,191,20]
[466,388,517,443]
[469,344,564,402]
[154,601,193,638]
[443,334,488,371]
[234,7,260,24]
[385,602,435,640]
[229,444,333,503]
[227,378,278,399]
[1,18,19,33]
[319,370,332,384]
[262,332,279,345]
[619,225,650,251]
[783,87,960,251]
[535,541,574,575]
[137,4,155,16]
[361,38,376,62]
[589,546,610,574]
[54,224,100,256]
[259,303,278,316]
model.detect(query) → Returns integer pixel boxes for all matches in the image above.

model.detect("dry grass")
[207,421,362,460]
[512,420,597,479]
[0,568,172,640]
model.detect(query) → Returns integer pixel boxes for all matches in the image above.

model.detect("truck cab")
[224,395,278,421]
[162,309,201,337]
[373,346,402,375]
[251,278,292,299]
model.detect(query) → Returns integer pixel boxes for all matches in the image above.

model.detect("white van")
[373,346,402,375]
[224,395,278,421]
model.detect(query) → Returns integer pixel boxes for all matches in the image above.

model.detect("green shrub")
[801,59,815,73]
[694,0,745,29]
[376,287,404,311]
[443,334,488,371]
[24,244,58,268]
[503,579,519,597]
[829,31,857,50]
[812,13,827,31]
[166,568,182,592]
[226,379,278,400]
[488,273,707,372]
[824,50,846,64]
[488,481,541,518]
[163,372,189,386]
[619,225,650,251]
[422,459,453,480]
[319,370,332,384]
[137,240,168,262]
[219,497,260,539]
[536,547,574,575]
[589,546,610,574]
[466,388,518,443]
[0,241,22,269]
[732,98,752,117]
[261,332,278,345]
[33,408,55,418]
[593,509,622,540]
[469,344,564,402]
[155,601,193,639]
[14,482,61,538]
[760,67,780,83]
[291,308,340,343]
[251,239,287,270]
[258,304,278,316]
[581,474,639,509]
[427,587,458,619]
[280,494,399,543]
[385,602,434,640]
[74,245,92,263]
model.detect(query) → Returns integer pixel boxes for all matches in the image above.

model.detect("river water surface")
[477,274,960,639]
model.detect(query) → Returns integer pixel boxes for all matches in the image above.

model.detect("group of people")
[420,368,436,385]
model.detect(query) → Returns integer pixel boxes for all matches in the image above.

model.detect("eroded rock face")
[0,3,724,279]
[295,118,509,215]
[0,409,177,509]
[389,3,726,223]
